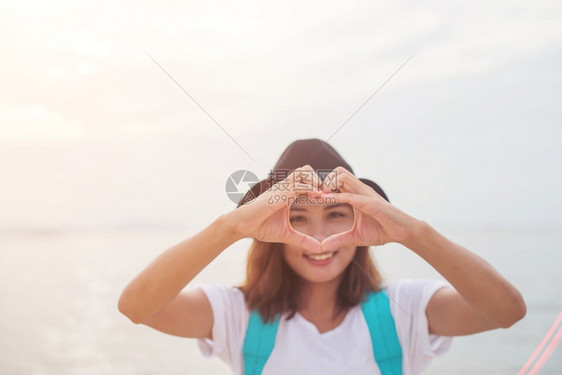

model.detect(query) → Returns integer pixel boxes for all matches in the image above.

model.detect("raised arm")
[117,213,241,335]
[318,166,526,336]
[402,221,526,335]
[117,165,326,338]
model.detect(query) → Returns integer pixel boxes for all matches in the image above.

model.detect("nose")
[308,220,331,243]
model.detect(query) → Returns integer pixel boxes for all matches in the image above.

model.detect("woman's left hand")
[319,167,423,250]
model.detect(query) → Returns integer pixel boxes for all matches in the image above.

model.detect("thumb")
[286,231,322,253]
[320,231,354,252]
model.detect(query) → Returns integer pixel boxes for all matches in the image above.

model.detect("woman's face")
[282,199,357,284]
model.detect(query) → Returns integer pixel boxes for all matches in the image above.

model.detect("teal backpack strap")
[361,290,403,375]
[242,310,280,375]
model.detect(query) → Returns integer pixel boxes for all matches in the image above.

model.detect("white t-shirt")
[196,278,454,375]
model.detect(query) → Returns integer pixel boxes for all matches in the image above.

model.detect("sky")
[1,0,561,232]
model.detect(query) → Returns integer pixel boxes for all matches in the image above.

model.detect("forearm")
[400,221,526,327]
[118,213,242,324]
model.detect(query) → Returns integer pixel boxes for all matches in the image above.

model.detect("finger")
[320,231,355,252]
[332,174,361,194]
[293,165,323,192]
[292,182,322,194]
[282,166,321,195]
[320,166,348,192]
[290,165,312,184]
[320,168,338,193]
[321,167,369,195]
[287,231,322,253]
[262,184,322,214]
[322,192,371,210]
[303,165,323,192]
[267,178,321,203]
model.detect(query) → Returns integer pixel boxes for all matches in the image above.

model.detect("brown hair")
[237,239,385,324]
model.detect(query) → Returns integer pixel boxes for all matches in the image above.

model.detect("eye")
[329,211,346,219]
[289,216,306,224]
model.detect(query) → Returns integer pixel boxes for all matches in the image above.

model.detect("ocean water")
[0,225,560,374]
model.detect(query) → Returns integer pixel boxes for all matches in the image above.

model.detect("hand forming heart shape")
[231,165,422,252]
[231,165,325,252]
[315,166,422,250]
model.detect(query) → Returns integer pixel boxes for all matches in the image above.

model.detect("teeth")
[307,252,335,261]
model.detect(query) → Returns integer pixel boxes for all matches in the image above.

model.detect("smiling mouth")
[303,250,338,261]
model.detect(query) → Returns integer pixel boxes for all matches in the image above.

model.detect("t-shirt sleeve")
[385,278,454,372]
[194,284,247,373]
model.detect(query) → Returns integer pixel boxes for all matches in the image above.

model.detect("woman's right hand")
[226,165,324,252]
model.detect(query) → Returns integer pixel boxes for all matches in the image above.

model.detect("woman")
[118,138,526,374]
